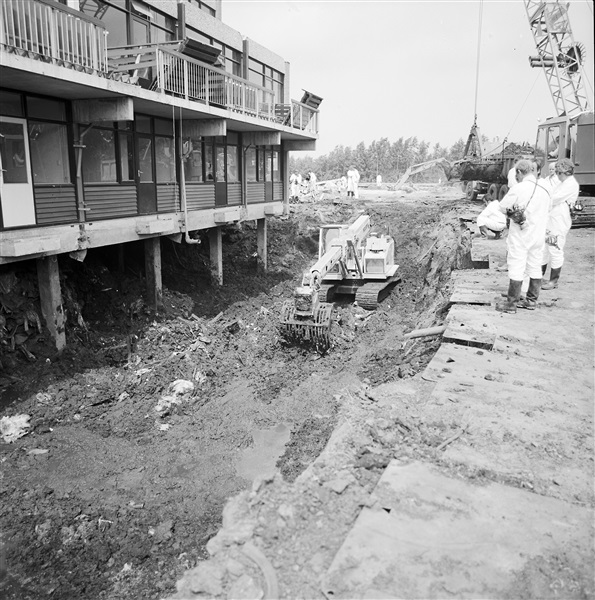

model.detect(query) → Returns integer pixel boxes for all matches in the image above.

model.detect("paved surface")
[322,227,594,599]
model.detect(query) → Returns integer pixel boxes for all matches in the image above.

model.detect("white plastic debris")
[169,379,194,396]
[0,414,31,443]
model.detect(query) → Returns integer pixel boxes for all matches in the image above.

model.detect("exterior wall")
[0,0,315,265]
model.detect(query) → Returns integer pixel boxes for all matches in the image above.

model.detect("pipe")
[178,108,200,245]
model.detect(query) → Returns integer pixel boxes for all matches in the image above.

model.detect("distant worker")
[542,162,560,194]
[308,171,317,196]
[477,200,506,239]
[496,159,551,313]
[507,159,521,189]
[541,158,579,290]
[289,172,301,202]
[347,166,360,198]
[548,134,560,159]
[376,174,382,187]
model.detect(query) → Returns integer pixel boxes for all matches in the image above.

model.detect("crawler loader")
[279,215,400,350]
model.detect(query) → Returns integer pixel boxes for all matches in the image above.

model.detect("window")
[0,91,24,117]
[246,147,257,182]
[227,145,239,182]
[83,127,117,183]
[204,140,214,181]
[183,138,203,182]
[265,149,272,181]
[27,97,66,121]
[155,136,175,182]
[272,149,280,181]
[119,133,134,181]
[29,122,71,184]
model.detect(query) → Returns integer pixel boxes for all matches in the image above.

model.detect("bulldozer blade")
[279,300,333,351]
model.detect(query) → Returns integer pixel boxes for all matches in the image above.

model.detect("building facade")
[0,0,320,348]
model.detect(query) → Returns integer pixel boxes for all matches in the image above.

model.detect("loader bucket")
[279,299,333,351]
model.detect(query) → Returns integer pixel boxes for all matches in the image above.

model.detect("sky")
[221,0,595,156]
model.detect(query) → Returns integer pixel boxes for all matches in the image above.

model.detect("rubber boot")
[517,278,541,310]
[496,280,523,313]
[541,267,561,290]
[541,264,547,275]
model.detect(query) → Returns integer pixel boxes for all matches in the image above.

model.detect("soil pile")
[0,185,470,599]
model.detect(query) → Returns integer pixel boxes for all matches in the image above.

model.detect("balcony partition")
[0,0,108,75]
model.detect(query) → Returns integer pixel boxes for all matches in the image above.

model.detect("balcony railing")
[108,43,319,134]
[0,0,108,75]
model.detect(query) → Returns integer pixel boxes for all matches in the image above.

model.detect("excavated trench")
[0,187,473,600]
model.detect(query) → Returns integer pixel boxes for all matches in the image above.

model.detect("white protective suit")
[542,175,579,269]
[477,200,506,232]
[347,169,360,197]
[289,173,301,198]
[499,175,551,281]
[507,166,518,189]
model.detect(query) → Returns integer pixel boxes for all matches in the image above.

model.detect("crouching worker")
[541,158,579,290]
[496,159,551,313]
[477,199,507,239]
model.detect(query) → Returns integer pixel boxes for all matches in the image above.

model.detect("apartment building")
[0,0,321,349]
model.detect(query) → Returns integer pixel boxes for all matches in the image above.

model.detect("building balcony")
[108,41,319,135]
[0,0,108,75]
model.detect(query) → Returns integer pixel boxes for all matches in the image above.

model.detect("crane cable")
[473,0,484,123]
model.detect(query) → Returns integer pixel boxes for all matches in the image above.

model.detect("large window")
[227,146,239,182]
[83,127,117,183]
[29,123,71,184]
[248,59,284,103]
[246,147,257,182]
[79,0,175,47]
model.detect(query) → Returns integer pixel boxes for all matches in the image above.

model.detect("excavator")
[279,215,400,350]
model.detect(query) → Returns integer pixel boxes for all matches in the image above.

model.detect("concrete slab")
[322,461,594,600]
[449,288,494,305]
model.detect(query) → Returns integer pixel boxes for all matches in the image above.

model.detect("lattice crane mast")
[524,0,591,117]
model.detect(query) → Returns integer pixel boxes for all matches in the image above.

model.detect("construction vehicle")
[524,0,594,225]
[449,1,593,215]
[393,158,452,190]
[279,215,400,350]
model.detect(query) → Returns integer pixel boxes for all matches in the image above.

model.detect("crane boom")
[524,0,591,116]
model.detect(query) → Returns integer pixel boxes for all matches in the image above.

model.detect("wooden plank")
[443,305,497,349]
[449,288,494,305]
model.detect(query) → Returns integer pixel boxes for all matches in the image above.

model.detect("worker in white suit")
[541,158,579,290]
[477,200,507,238]
[347,166,360,198]
[496,159,551,312]
[289,172,301,201]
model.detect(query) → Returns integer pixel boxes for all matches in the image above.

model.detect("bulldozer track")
[317,284,337,303]
[355,275,401,310]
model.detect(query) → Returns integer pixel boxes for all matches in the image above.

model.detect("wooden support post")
[208,227,223,286]
[37,256,66,351]
[144,237,163,311]
[256,218,267,273]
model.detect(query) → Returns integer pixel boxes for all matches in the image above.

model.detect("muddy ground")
[0,185,472,600]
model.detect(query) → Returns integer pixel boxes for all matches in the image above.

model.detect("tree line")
[288,136,469,183]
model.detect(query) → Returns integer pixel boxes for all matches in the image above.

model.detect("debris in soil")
[1,185,471,600]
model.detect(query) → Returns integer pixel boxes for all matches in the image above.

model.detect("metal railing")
[0,0,108,75]
[109,44,319,134]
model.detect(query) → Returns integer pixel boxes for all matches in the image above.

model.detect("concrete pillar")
[209,227,223,286]
[37,256,66,352]
[144,237,163,311]
[256,218,267,273]
[282,144,290,216]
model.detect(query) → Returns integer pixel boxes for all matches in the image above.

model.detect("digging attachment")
[279,300,333,351]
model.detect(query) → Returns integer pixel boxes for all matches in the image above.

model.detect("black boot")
[517,278,541,309]
[496,280,523,313]
[541,264,548,275]
[541,267,561,290]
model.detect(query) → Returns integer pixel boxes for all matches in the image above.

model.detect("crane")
[524,0,591,117]
[523,0,594,206]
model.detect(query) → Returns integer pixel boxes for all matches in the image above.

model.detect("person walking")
[347,166,360,198]
[541,158,579,290]
[496,159,551,313]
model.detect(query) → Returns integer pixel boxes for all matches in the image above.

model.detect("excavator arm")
[394,158,452,190]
